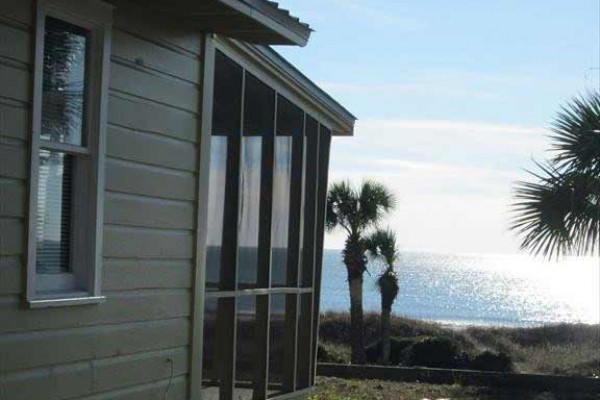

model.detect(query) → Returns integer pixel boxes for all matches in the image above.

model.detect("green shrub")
[406,337,462,368]
[318,342,351,364]
[469,350,513,372]
[365,337,423,365]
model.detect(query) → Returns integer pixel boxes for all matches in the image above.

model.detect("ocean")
[320,250,600,327]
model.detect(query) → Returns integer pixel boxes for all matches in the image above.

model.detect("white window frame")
[26,0,113,308]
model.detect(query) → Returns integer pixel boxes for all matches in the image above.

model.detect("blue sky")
[275,0,599,254]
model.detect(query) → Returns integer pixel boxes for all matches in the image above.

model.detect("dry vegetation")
[310,377,600,400]
[318,312,600,377]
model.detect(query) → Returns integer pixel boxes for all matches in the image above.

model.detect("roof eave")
[218,0,312,46]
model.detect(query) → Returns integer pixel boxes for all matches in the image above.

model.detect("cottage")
[0,0,355,399]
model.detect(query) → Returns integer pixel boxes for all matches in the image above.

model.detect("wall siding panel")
[0,290,191,334]
[0,23,30,64]
[0,63,30,103]
[103,259,193,291]
[105,158,196,201]
[0,256,21,295]
[108,94,198,142]
[111,29,200,83]
[0,180,25,218]
[0,319,189,372]
[104,225,194,259]
[0,218,24,256]
[0,349,188,400]
[104,192,195,230]
[107,125,197,172]
[110,62,199,113]
[0,7,202,400]
[0,139,28,179]
[0,101,29,141]
[0,0,33,27]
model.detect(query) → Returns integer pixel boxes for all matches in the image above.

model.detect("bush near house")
[317,312,599,377]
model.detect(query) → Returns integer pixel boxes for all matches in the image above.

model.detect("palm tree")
[326,180,396,364]
[365,229,400,365]
[511,92,600,258]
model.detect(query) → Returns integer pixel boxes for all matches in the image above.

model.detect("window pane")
[268,294,288,397]
[271,137,292,287]
[41,17,88,146]
[244,73,275,136]
[296,293,313,389]
[301,116,320,288]
[212,51,243,136]
[238,137,261,289]
[202,297,219,399]
[205,137,228,291]
[36,150,73,274]
[235,295,257,399]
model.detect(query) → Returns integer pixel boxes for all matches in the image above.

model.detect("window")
[27,0,112,307]
[201,50,333,400]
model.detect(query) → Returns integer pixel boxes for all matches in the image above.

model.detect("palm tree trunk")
[381,306,391,364]
[348,275,366,364]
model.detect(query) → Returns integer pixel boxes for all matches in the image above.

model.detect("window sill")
[28,292,106,309]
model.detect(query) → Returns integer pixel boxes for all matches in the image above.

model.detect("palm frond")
[357,180,397,230]
[326,180,357,232]
[364,228,399,267]
[511,163,600,258]
[550,91,600,175]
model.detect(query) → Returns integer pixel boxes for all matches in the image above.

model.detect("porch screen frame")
[198,38,334,400]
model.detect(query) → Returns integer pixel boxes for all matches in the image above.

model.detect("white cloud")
[325,119,550,254]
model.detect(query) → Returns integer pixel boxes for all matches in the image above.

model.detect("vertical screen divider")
[297,118,320,388]
[253,91,278,399]
[218,68,246,400]
[310,127,332,385]
[281,110,305,392]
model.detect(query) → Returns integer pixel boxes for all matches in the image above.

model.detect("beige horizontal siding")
[0,179,25,218]
[0,100,29,141]
[0,6,202,399]
[105,192,195,230]
[108,94,198,142]
[105,157,196,201]
[0,289,191,334]
[0,0,32,27]
[0,319,189,372]
[0,218,24,256]
[81,376,187,400]
[0,255,20,295]
[1,348,188,400]
[112,28,200,83]
[0,63,30,103]
[0,138,28,180]
[103,258,193,291]
[0,23,30,64]
[107,125,197,172]
[104,225,194,260]
[110,62,199,114]
[111,0,201,56]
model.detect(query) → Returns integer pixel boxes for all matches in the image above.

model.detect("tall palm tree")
[326,181,396,364]
[511,92,600,258]
[365,229,400,365]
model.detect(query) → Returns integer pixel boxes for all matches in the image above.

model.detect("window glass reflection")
[271,137,292,286]
[235,295,257,399]
[41,17,88,146]
[36,150,73,275]
[202,298,219,399]
[238,137,261,289]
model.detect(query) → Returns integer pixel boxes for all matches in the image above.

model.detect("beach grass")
[310,377,600,400]
[318,312,600,377]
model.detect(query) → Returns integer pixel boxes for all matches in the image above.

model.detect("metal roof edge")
[219,0,312,46]
[253,44,357,135]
